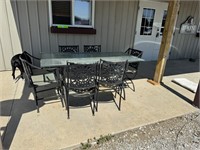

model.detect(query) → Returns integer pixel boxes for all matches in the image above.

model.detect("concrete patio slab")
[0,59,199,150]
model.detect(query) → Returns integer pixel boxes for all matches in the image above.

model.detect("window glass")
[160,10,167,35]
[140,8,155,35]
[52,0,71,25]
[74,0,92,25]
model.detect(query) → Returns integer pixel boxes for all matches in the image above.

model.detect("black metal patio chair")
[22,51,48,82]
[59,45,79,53]
[63,62,98,119]
[84,45,101,53]
[124,48,143,91]
[20,56,64,113]
[96,59,128,111]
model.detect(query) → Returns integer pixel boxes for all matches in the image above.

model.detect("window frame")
[48,0,95,28]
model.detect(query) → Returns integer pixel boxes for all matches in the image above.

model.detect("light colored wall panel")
[170,0,199,59]
[27,0,41,59]
[124,0,138,51]
[94,1,103,46]
[38,0,50,53]
[6,0,199,66]
[119,1,129,52]
[107,1,116,52]
[11,0,139,55]
[0,0,22,70]
[113,1,123,52]
[10,0,21,43]
[100,1,110,52]
[0,38,6,71]
[17,0,32,56]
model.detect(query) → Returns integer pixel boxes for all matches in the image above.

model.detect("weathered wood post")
[148,0,180,85]
[193,81,200,108]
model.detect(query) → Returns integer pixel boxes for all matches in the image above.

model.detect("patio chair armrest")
[26,61,58,74]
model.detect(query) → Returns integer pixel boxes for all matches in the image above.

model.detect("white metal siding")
[10,0,139,57]
[0,0,22,71]
[170,0,200,59]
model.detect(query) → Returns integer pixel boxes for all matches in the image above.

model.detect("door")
[134,1,168,61]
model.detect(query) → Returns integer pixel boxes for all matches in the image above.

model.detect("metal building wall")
[10,0,139,59]
[170,0,200,59]
[0,0,22,71]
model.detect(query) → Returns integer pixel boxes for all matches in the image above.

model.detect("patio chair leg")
[36,99,39,113]
[57,88,64,107]
[114,87,117,98]
[118,87,123,111]
[125,73,136,92]
[66,90,70,119]
[43,74,46,82]
[95,88,99,112]
[90,101,95,116]
[122,86,126,100]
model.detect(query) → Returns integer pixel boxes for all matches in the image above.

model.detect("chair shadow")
[97,91,123,110]
[97,91,115,103]
[68,96,92,108]
[0,79,60,149]
[135,60,199,80]
[161,83,193,105]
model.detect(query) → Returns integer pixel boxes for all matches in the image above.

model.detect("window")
[140,8,155,35]
[49,0,95,28]
[160,10,167,35]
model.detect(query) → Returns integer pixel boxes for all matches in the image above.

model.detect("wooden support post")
[148,0,180,85]
[0,133,3,150]
[193,81,200,108]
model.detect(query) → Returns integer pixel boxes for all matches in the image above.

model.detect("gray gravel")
[76,110,200,150]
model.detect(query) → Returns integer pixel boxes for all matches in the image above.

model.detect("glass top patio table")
[40,52,144,67]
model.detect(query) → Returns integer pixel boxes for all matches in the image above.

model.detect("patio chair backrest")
[125,48,143,58]
[65,62,98,93]
[59,45,79,53]
[20,56,34,87]
[99,59,127,86]
[84,45,101,53]
[125,48,143,69]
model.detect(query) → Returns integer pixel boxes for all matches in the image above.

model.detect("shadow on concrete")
[135,59,199,80]
[161,83,193,105]
[0,79,60,149]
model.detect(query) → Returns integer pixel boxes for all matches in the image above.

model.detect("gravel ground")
[75,110,200,150]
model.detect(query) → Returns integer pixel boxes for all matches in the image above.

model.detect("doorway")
[134,1,169,61]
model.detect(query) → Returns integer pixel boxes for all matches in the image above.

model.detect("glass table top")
[40,52,144,67]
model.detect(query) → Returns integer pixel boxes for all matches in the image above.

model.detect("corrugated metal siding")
[170,0,200,59]
[10,0,139,57]
[0,0,22,71]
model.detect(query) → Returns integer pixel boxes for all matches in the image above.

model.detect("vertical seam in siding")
[26,0,33,55]
[106,2,111,50]
[12,0,21,42]
[0,36,6,69]
[118,1,123,52]
[46,0,51,53]
[36,0,42,54]
[123,0,130,51]
[16,1,23,51]
[112,1,118,52]
[129,1,137,48]
[5,1,14,55]
[100,2,104,49]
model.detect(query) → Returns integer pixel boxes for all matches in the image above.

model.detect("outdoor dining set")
[19,45,144,119]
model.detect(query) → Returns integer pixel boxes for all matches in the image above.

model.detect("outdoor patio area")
[0,59,199,150]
